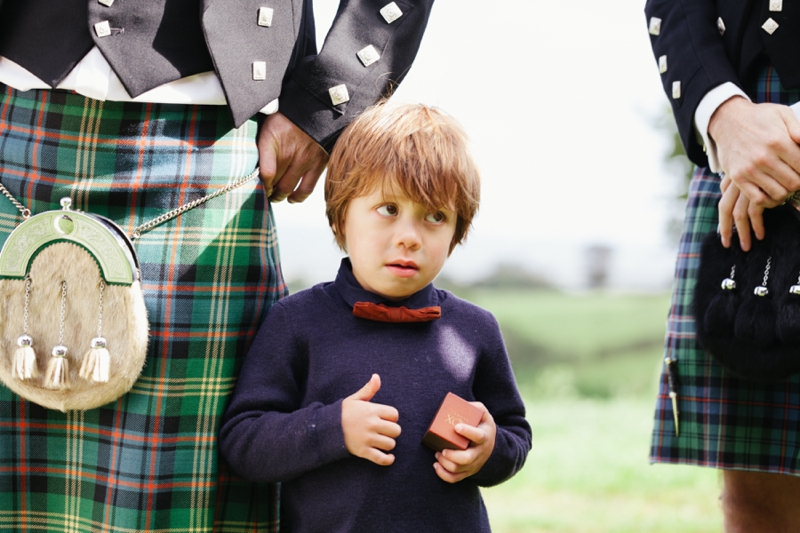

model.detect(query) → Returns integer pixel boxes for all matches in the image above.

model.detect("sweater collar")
[333,258,441,312]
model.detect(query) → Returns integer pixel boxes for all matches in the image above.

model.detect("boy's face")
[341,185,456,301]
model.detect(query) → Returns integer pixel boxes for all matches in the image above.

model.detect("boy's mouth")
[386,261,419,276]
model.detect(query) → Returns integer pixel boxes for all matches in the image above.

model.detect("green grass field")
[455,289,724,533]
[481,399,722,533]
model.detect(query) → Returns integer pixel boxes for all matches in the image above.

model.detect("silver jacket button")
[329,85,350,106]
[252,61,267,81]
[649,17,662,36]
[357,45,381,67]
[380,2,403,24]
[762,18,780,35]
[258,7,274,27]
[672,81,681,100]
[94,21,112,37]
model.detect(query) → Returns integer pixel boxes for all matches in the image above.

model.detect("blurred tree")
[473,262,554,290]
[656,105,694,243]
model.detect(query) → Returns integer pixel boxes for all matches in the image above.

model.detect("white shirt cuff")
[694,83,750,172]
[259,98,279,115]
[791,101,800,122]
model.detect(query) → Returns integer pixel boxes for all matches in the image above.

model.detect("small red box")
[422,392,483,452]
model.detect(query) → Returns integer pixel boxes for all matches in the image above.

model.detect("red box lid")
[422,392,483,451]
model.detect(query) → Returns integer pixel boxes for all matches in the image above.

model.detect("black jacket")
[644,0,800,166]
[0,0,434,150]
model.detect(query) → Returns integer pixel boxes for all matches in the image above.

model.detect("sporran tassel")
[79,281,110,383]
[12,335,38,380]
[777,272,800,342]
[43,345,70,390]
[12,276,39,381]
[43,280,71,389]
[79,337,110,383]
[703,265,738,335]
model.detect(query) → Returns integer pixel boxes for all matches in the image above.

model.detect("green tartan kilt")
[0,85,285,532]
[651,65,800,475]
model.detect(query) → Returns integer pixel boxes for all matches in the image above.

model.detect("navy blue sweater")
[220,262,531,532]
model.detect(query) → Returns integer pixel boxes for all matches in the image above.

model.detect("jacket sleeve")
[218,302,350,483]
[280,0,435,152]
[467,314,532,487]
[644,0,741,167]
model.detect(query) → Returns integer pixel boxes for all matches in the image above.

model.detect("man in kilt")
[646,0,800,530]
[0,0,435,531]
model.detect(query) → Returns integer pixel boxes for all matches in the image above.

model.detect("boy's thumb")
[350,374,381,402]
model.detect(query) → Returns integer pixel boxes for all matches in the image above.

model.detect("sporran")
[0,170,258,410]
[694,203,800,382]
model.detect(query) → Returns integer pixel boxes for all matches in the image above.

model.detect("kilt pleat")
[651,65,800,474]
[0,84,285,532]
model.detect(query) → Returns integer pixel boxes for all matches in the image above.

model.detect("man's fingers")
[257,147,278,196]
[748,203,767,242]
[718,184,739,248]
[733,193,753,251]
[745,158,800,201]
[720,175,732,193]
[286,164,326,204]
[712,100,800,200]
[270,159,318,203]
[780,104,800,146]
[732,176,773,206]
[256,112,328,203]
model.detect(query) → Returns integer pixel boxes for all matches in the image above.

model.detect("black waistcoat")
[0,0,315,127]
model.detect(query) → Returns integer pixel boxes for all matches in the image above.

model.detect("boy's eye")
[425,211,446,224]
[377,204,398,216]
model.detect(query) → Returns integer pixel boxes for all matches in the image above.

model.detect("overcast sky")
[273,0,679,290]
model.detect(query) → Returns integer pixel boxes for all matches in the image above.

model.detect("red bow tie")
[352,302,441,323]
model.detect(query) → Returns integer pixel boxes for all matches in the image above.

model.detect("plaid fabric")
[651,65,800,474]
[0,85,285,531]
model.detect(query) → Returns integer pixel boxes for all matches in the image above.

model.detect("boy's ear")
[331,222,348,252]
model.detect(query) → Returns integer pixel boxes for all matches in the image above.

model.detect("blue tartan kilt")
[0,85,285,532]
[651,65,800,474]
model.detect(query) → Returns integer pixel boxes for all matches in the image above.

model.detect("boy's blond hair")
[325,101,481,254]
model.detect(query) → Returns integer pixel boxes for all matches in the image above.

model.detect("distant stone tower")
[585,245,613,289]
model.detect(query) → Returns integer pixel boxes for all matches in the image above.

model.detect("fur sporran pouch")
[0,171,258,411]
[694,204,800,382]
[0,199,148,411]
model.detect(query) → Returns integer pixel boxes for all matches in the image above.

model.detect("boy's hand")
[433,402,496,483]
[342,374,401,466]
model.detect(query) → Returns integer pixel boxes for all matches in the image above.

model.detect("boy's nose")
[394,219,422,250]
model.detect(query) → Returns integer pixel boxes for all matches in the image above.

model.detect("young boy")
[219,102,531,532]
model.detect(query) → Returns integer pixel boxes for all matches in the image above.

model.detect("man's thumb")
[781,105,800,144]
[351,374,381,402]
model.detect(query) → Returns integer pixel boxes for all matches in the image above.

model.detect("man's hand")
[433,403,496,483]
[718,175,766,251]
[710,97,800,249]
[341,374,402,466]
[257,112,329,203]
